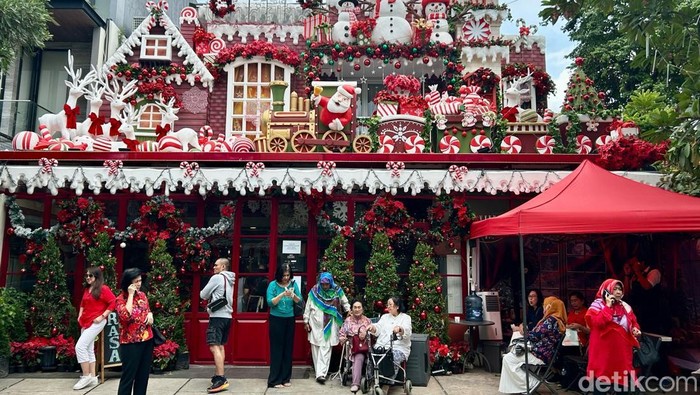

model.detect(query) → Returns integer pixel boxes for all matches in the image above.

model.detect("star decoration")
[359,76,368,84]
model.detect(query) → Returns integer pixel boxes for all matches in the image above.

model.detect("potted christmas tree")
[364,232,400,317]
[320,234,355,300]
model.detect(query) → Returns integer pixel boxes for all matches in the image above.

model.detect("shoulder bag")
[207,274,228,312]
[351,326,369,355]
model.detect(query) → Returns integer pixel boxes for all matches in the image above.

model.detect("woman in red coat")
[586,279,641,393]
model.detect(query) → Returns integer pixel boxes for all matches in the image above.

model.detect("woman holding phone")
[586,279,641,394]
[266,264,302,389]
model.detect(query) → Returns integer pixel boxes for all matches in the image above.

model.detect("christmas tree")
[29,235,77,338]
[86,232,117,291]
[320,234,355,300]
[562,57,607,114]
[407,242,447,341]
[364,232,399,317]
[148,239,187,351]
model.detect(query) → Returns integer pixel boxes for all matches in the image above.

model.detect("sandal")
[283,383,292,387]
[273,384,285,389]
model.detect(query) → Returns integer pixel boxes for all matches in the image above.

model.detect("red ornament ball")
[364,58,371,66]
[418,282,424,289]
[376,300,384,310]
[420,311,427,320]
[51,327,58,336]
[354,63,361,71]
[436,286,442,293]
[394,61,401,69]
[434,305,441,313]
[414,297,421,305]
[155,302,162,309]
[422,56,430,64]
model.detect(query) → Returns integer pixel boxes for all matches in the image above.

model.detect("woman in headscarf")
[499,296,567,394]
[303,272,350,384]
[586,279,641,394]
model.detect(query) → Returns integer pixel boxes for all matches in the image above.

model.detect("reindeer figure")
[115,103,146,151]
[74,67,106,138]
[153,98,201,151]
[502,70,540,122]
[101,77,139,140]
[38,50,96,139]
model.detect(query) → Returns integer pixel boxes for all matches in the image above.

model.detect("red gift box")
[412,27,433,47]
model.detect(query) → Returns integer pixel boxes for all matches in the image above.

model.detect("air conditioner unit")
[477,291,502,341]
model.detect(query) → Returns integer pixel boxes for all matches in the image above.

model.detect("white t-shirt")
[373,312,412,359]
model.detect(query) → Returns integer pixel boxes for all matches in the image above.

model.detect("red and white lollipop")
[158,136,183,152]
[439,135,461,154]
[404,134,425,153]
[378,134,395,153]
[500,135,522,154]
[575,135,592,154]
[138,141,159,152]
[595,135,611,149]
[536,135,555,154]
[92,136,113,152]
[12,131,40,150]
[470,135,492,153]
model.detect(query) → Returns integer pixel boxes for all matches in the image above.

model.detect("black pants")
[268,315,295,387]
[118,339,154,395]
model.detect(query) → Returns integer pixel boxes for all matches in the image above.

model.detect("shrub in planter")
[153,340,179,371]
[0,288,29,367]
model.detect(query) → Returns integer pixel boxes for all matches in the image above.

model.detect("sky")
[500,0,576,110]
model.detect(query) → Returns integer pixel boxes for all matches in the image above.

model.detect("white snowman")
[332,0,359,45]
[371,0,413,45]
[423,0,453,45]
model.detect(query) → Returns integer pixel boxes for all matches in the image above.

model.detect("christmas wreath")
[356,196,415,242]
[427,194,475,243]
[350,19,376,38]
[462,67,500,95]
[56,197,115,253]
[209,0,236,18]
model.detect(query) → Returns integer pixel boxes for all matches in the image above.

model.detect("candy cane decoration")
[199,125,214,144]
[246,162,265,178]
[449,165,469,182]
[39,158,58,174]
[386,161,405,178]
[317,161,336,177]
[103,160,123,176]
[180,161,200,178]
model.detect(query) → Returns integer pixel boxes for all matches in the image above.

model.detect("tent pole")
[520,234,530,392]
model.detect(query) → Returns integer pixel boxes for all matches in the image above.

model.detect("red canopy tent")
[470,159,700,238]
[468,160,700,386]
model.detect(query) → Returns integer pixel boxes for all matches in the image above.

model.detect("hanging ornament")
[420,311,427,320]
[434,305,441,313]
[155,301,162,309]
[394,61,401,69]
[419,282,424,289]
[354,63,361,71]
[414,297,422,305]
[436,286,442,293]
[376,300,384,310]
[364,58,371,66]
[51,327,58,336]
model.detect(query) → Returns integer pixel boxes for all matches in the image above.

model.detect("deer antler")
[85,66,106,101]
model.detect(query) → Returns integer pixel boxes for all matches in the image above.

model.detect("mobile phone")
[602,289,612,300]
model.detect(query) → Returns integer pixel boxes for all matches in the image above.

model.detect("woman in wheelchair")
[367,296,412,394]
[499,296,567,394]
[586,279,641,394]
[339,300,372,393]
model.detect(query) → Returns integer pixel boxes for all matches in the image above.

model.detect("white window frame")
[140,35,172,61]
[136,103,162,138]
[223,57,293,139]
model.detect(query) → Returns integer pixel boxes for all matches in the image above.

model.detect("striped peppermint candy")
[231,138,255,153]
[201,140,218,152]
[439,135,461,154]
[158,136,183,152]
[536,135,555,154]
[500,135,522,154]
[404,134,425,154]
[12,131,40,150]
[595,135,612,149]
[92,136,113,152]
[139,141,159,152]
[470,135,492,153]
[575,135,593,154]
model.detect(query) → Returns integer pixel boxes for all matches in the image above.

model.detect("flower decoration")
[209,0,236,18]
[462,67,500,94]
[216,41,301,68]
[356,196,415,241]
[595,136,668,171]
[153,339,179,370]
[383,74,421,95]
[428,337,469,372]
[427,194,476,243]
[193,27,217,56]
[56,198,116,253]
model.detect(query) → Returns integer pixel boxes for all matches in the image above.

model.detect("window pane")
[274,66,284,80]
[277,239,306,273]
[261,64,271,82]
[277,202,308,235]
[233,101,243,115]
[241,200,271,235]
[234,66,244,82]
[240,238,270,273]
[249,65,258,82]
[238,275,269,312]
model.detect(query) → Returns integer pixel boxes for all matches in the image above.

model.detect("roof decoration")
[0,163,661,197]
[104,0,214,90]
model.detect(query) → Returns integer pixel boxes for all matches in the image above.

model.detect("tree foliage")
[364,232,399,317]
[86,232,118,291]
[541,0,700,196]
[407,242,447,341]
[0,0,52,72]
[320,234,355,301]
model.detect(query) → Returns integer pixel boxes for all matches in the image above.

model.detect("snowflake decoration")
[247,201,260,213]
[332,201,348,222]
[462,18,491,42]
[181,87,209,114]
[586,120,599,132]
[293,202,308,224]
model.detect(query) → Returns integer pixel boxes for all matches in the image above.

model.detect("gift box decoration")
[377,101,399,118]
[411,18,434,47]
[303,14,329,40]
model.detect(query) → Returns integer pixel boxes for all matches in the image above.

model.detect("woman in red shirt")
[73,267,116,390]
[115,268,154,395]
[586,279,641,393]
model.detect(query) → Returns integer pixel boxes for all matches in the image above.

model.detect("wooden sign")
[98,312,121,383]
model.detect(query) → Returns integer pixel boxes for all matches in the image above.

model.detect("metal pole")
[519,234,530,392]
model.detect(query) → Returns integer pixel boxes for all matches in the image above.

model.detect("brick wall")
[506,43,546,70]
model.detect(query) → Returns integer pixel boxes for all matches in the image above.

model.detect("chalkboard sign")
[99,312,122,380]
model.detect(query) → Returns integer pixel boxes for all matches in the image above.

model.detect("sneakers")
[73,375,98,390]
[207,375,229,393]
[350,384,359,393]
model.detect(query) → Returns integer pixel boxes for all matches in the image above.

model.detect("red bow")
[500,106,519,122]
[155,124,171,141]
[88,113,103,136]
[122,138,139,151]
[109,118,122,137]
[64,104,80,129]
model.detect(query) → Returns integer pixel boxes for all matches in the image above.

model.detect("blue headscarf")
[310,272,345,340]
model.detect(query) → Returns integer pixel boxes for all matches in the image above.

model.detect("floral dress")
[115,291,153,344]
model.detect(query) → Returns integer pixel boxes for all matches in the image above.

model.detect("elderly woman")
[303,272,350,384]
[586,279,641,393]
[367,296,412,394]
[499,296,566,394]
[339,300,373,393]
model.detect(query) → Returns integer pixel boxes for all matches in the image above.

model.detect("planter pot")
[175,352,189,370]
[152,366,164,375]
[0,356,8,377]
[56,363,70,372]
[15,364,25,373]
[39,346,57,372]
[27,364,39,373]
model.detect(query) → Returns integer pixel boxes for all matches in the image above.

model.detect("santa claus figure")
[312,84,361,131]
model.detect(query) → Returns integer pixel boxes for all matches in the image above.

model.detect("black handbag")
[293,299,305,317]
[207,274,228,312]
[152,326,166,346]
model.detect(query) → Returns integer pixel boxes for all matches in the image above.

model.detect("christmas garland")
[5,197,52,241]
[297,0,324,11]
[427,194,475,243]
[109,63,193,106]
[462,67,500,95]
[215,40,301,68]
[209,0,236,18]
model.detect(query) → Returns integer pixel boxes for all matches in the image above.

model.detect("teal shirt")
[267,280,301,318]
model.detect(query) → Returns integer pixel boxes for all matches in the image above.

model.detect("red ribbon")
[64,104,80,129]
[155,124,171,141]
[122,138,139,151]
[109,118,122,137]
[88,113,103,136]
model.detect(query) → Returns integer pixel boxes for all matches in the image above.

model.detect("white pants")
[310,343,332,378]
[498,349,544,394]
[75,320,107,364]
